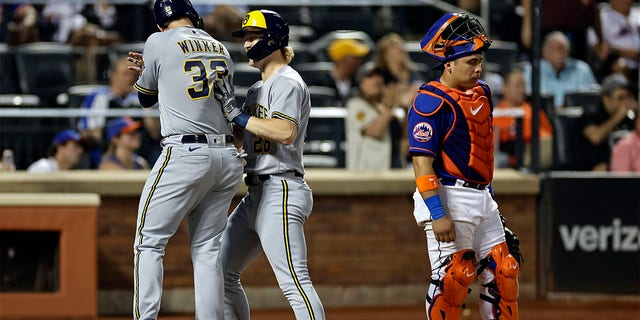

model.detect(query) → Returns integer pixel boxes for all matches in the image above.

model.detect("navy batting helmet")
[154,0,203,29]
[231,10,289,61]
[420,13,491,69]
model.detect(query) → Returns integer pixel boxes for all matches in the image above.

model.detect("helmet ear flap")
[243,10,289,61]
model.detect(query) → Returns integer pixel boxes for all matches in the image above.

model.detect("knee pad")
[481,242,519,319]
[428,249,475,320]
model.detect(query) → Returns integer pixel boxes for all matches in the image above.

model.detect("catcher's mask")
[154,0,203,29]
[232,10,289,62]
[420,12,491,70]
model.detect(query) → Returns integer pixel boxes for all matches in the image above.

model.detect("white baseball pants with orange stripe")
[413,184,508,319]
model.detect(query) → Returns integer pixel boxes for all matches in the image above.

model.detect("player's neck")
[163,18,193,30]
[439,75,460,91]
[439,74,472,92]
[261,60,287,82]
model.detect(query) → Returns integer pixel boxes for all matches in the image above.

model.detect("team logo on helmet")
[413,122,433,143]
[242,14,249,25]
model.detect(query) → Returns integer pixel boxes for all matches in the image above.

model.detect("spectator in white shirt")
[27,130,84,173]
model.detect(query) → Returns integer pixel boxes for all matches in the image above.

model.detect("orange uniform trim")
[416,174,439,193]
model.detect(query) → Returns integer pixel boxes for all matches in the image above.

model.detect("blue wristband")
[233,113,250,129]
[424,195,446,220]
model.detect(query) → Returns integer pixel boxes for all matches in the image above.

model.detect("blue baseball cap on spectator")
[106,117,141,141]
[52,129,81,146]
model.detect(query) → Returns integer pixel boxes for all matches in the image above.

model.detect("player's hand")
[432,216,456,243]
[213,78,242,122]
[127,51,144,77]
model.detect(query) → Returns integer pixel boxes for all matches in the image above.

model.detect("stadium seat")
[309,86,336,107]
[234,86,249,108]
[233,63,261,87]
[304,107,346,168]
[551,107,589,170]
[404,41,425,64]
[13,42,77,106]
[67,85,109,108]
[484,40,522,76]
[223,41,247,63]
[289,41,314,64]
[0,43,19,94]
[107,42,145,67]
[295,62,333,87]
[564,90,601,114]
[528,94,555,119]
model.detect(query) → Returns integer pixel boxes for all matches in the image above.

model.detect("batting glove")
[213,78,242,123]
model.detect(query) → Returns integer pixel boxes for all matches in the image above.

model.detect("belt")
[244,170,304,187]
[440,176,489,190]
[181,134,234,146]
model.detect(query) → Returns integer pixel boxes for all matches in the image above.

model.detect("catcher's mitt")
[500,214,524,265]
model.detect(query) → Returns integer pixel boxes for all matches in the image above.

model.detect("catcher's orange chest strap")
[429,81,491,122]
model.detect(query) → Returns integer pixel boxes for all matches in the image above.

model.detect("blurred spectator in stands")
[77,56,138,169]
[138,116,162,167]
[27,129,84,173]
[487,0,523,44]
[374,33,425,167]
[521,0,602,61]
[41,0,120,83]
[83,0,118,31]
[523,31,599,108]
[589,0,640,84]
[323,38,370,108]
[202,5,244,42]
[7,4,39,45]
[99,117,148,170]
[41,1,85,43]
[610,104,640,172]
[481,67,504,100]
[1,149,16,172]
[41,0,120,45]
[578,74,638,171]
[374,33,424,108]
[494,69,554,169]
[345,63,401,170]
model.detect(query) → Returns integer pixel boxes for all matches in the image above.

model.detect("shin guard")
[427,249,476,320]
[480,242,519,319]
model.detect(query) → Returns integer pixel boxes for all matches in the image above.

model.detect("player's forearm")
[245,117,298,145]
[412,155,438,200]
[583,113,627,145]
[611,47,640,59]
[362,110,393,140]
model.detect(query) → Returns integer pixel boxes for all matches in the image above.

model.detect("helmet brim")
[232,27,265,38]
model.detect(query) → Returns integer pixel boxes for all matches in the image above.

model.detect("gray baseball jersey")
[241,65,309,175]
[135,27,234,137]
[132,26,243,320]
[220,65,325,320]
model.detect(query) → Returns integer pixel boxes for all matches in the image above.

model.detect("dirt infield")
[102,298,640,320]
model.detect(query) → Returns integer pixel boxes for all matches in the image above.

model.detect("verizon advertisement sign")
[559,218,639,252]
[544,174,639,294]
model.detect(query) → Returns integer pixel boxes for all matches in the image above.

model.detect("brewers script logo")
[412,122,433,142]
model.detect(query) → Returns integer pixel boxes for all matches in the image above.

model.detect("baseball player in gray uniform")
[213,10,325,320]
[128,0,243,319]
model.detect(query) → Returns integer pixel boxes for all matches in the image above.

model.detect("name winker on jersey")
[177,39,226,55]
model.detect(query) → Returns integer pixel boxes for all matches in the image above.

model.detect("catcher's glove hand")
[500,213,524,265]
[213,78,242,123]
